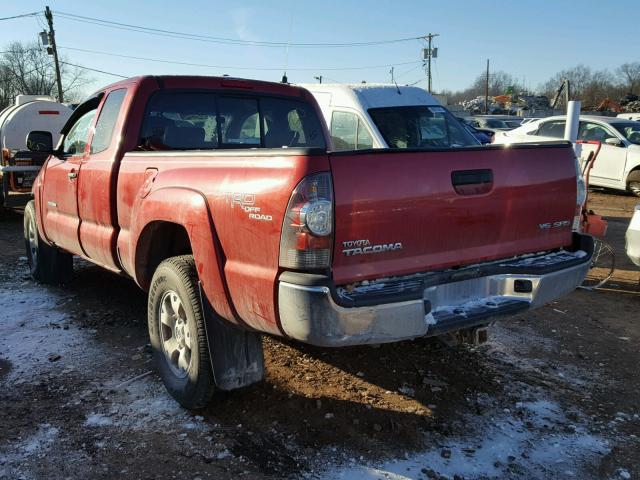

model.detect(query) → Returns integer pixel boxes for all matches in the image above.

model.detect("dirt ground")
[0,190,639,480]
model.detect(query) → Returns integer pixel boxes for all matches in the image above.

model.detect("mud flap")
[198,283,264,391]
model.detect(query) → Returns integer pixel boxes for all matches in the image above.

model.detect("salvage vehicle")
[494,115,640,196]
[298,83,479,150]
[0,95,72,208]
[626,204,640,267]
[25,75,593,408]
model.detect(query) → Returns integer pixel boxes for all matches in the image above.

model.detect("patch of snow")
[322,398,608,480]
[80,378,203,433]
[0,283,97,382]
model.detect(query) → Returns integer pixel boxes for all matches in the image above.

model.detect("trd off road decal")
[225,192,273,222]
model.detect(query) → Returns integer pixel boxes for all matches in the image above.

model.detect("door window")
[63,110,97,156]
[536,120,566,138]
[578,122,616,142]
[91,89,127,153]
[330,111,374,151]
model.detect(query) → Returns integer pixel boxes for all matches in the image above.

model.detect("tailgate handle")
[451,169,493,195]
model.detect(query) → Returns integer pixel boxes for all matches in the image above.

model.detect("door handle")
[451,169,493,195]
[68,170,77,180]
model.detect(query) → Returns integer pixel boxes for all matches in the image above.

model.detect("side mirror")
[605,137,624,147]
[26,131,53,153]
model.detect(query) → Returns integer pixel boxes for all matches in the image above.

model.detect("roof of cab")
[92,75,311,98]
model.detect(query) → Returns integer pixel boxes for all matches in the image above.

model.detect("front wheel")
[148,255,215,409]
[23,200,73,285]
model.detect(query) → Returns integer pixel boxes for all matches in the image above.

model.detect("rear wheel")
[23,200,73,285]
[148,255,215,409]
[628,181,640,198]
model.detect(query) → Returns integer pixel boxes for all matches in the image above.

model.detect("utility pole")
[484,59,490,115]
[44,6,63,103]
[389,67,394,84]
[421,33,439,93]
[314,75,323,84]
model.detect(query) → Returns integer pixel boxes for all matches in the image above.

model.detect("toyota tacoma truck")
[24,75,594,409]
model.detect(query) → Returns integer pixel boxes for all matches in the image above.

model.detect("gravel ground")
[0,190,638,480]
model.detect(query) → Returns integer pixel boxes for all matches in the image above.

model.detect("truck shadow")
[56,261,503,457]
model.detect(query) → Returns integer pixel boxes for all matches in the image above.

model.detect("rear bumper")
[278,234,593,347]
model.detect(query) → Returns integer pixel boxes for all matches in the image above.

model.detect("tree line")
[0,41,88,110]
[440,62,640,108]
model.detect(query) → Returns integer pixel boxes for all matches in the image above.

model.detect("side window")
[357,120,373,149]
[63,110,97,156]
[218,97,260,147]
[578,122,616,142]
[261,97,325,148]
[537,120,566,138]
[139,92,217,150]
[91,89,126,154]
[331,111,357,151]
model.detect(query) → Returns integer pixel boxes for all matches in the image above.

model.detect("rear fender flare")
[131,186,238,324]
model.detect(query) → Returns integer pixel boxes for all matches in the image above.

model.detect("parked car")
[465,115,524,132]
[494,115,640,196]
[25,75,593,408]
[618,113,640,122]
[626,204,640,267]
[297,83,479,150]
[463,122,492,144]
[0,95,72,208]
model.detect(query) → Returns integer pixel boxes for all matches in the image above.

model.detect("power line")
[60,61,127,79]
[53,10,420,48]
[0,12,39,21]
[58,45,421,72]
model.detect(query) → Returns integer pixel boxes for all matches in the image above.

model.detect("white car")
[626,204,640,267]
[493,115,640,196]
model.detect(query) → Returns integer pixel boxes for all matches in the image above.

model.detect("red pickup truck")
[24,75,593,408]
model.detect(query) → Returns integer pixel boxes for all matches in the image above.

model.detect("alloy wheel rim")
[158,290,193,378]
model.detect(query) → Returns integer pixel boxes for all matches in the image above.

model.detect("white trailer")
[0,95,72,207]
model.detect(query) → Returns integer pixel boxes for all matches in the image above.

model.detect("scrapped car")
[626,204,640,267]
[494,115,640,196]
[298,83,479,150]
[25,75,593,408]
[465,115,524,132]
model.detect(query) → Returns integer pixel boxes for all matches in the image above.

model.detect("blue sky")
[2,0,637,96]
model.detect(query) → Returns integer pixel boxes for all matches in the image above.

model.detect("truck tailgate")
[330,143,577,284]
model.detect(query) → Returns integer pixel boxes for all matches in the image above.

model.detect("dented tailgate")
[329,143,578,284]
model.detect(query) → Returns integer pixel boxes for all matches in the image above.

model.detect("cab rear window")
[139,91,326,150]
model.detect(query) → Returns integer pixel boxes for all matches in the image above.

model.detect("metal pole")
[484,59,490,115]
[427,35,432,93]
[44,6,63,103]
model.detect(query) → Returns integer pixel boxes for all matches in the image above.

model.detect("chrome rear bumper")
[278,235,593,347]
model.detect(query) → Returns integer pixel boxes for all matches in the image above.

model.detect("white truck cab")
[298,83,477,151]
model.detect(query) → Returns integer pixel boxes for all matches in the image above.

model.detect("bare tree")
[0,41,91,109]
[617,62,640,95]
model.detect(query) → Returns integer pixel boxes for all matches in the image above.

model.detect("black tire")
[23,200,73,285]
[148,255,215,409]
[628,181,640,198]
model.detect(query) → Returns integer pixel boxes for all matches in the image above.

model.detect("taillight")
[279,172,333,269]
[573,154,587,232]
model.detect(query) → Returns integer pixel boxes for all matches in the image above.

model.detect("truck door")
[41,104,98,254]
[76,88,129,270]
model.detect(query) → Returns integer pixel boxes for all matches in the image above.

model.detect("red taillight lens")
[279,172,333,269]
